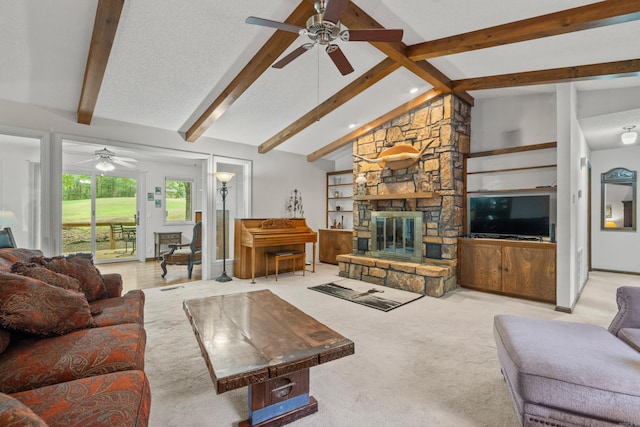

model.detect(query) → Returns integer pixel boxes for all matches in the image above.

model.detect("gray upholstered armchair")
[160,222,202,279]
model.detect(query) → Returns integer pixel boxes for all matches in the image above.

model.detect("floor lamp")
[214,172,235,282]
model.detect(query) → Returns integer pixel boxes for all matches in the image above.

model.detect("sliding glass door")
[62,171,138,262]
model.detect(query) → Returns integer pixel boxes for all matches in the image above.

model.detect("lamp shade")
[355,173,367,186]
[0,211,17,227]
[214,172,235,182]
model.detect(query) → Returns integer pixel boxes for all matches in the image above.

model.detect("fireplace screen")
[370,211,422,262]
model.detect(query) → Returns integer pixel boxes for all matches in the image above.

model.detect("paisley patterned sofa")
[0,248,150,427]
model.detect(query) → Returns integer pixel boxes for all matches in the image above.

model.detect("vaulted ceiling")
[3,0,640,160]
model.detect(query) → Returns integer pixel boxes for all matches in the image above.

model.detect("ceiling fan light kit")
[621,126,638,145]
[95,159,115,172]
[246,0,403,76]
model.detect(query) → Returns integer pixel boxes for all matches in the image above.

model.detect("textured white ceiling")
[1,0,639,158]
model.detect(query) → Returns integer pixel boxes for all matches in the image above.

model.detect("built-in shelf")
[353,191,437,201]
[465,142,558,195]
[467,164,557,175]
[326,170,353,230]
[467,186,557,194]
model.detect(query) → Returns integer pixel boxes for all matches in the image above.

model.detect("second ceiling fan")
[246,0,403,75]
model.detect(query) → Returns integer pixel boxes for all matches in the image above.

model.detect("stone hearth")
[339,93,471,297]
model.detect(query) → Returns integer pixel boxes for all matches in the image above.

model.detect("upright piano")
[234,218,317,283]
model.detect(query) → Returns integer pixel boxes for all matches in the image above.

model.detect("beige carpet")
[142,265,638,427]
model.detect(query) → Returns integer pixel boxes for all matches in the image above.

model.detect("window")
[165,177,194,223]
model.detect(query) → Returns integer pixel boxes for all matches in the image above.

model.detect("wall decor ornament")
[286,189,304,218]
[355,173,367,195]
[353,144,429,170]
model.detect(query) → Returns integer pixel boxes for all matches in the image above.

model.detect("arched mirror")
[601,168,636,231]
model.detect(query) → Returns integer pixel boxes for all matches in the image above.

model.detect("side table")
[154,231,182,259]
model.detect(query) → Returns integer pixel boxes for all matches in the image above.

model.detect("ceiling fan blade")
[245,16,304,34]
[341,29,404,42]
[76,158,97,164]
[322,0,349,25]
[326,44,354,76]
[114,156,137,163]
[272,43,314,69]
[113,159,136,168]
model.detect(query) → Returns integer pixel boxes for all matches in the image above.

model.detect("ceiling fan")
[77,148,138,171]
[246,0,403,75]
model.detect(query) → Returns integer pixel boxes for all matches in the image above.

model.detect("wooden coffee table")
[183,289,355,426]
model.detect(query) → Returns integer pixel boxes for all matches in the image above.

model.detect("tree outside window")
[165,177,193,223]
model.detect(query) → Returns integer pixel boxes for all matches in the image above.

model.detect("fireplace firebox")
[370,211,422,263]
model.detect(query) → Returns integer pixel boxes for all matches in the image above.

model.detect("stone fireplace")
[337,93,471,297]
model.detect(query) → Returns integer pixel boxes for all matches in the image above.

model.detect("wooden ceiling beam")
[407,0,640,61]
[183,1,315,142]
[338,2,471,102]
[307,89,443,162]
[258,58,401,154]
[77,0,125,125]
[452,59,640,92]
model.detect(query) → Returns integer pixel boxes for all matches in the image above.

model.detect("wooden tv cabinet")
[457,237,556,303]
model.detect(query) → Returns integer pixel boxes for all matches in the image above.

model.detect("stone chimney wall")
[343,93,471,296]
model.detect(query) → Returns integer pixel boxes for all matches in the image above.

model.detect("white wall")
[0,99,334,270]
[471,93,557,151]
[591,145,640,273]
[556,83,591,310]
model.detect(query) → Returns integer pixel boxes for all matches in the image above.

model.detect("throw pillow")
[0,393,47,427]
[30,254,108,301]
[11,262,82,292]
[0,272,96,336]
[0,328,9,354]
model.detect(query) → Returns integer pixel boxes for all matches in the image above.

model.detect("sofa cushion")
[11,261,82,292]
[0,272,96,337]
[0,328,9,354]
[0,248,44,273]
[90,290,145,327]
[609,286,640,336]
[11,370,151,427]
[494,314,640,425]
[102,273,123,298]
[0,323,146,394]
[618,328,640,352]
[0,392,47,426]
[31,253,108,301]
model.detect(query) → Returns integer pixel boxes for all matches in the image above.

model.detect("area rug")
[308,279,423,311]
[144,267,609,426]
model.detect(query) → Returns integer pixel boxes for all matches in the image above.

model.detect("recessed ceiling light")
[348,123,356,129]
[409,87,419,94]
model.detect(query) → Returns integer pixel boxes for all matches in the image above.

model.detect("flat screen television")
[469,195,550,237]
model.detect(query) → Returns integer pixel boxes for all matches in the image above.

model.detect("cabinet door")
[458,242,502,292]
[502,246,556,302]
[319,230,352,264]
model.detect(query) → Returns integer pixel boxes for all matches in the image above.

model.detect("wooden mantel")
[352,192,437,201]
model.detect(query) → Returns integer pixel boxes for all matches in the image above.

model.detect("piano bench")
[265,250,306,281]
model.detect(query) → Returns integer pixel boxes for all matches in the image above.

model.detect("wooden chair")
[160,221,202,279]
[110,224,137,254]
[0,227,17,249]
